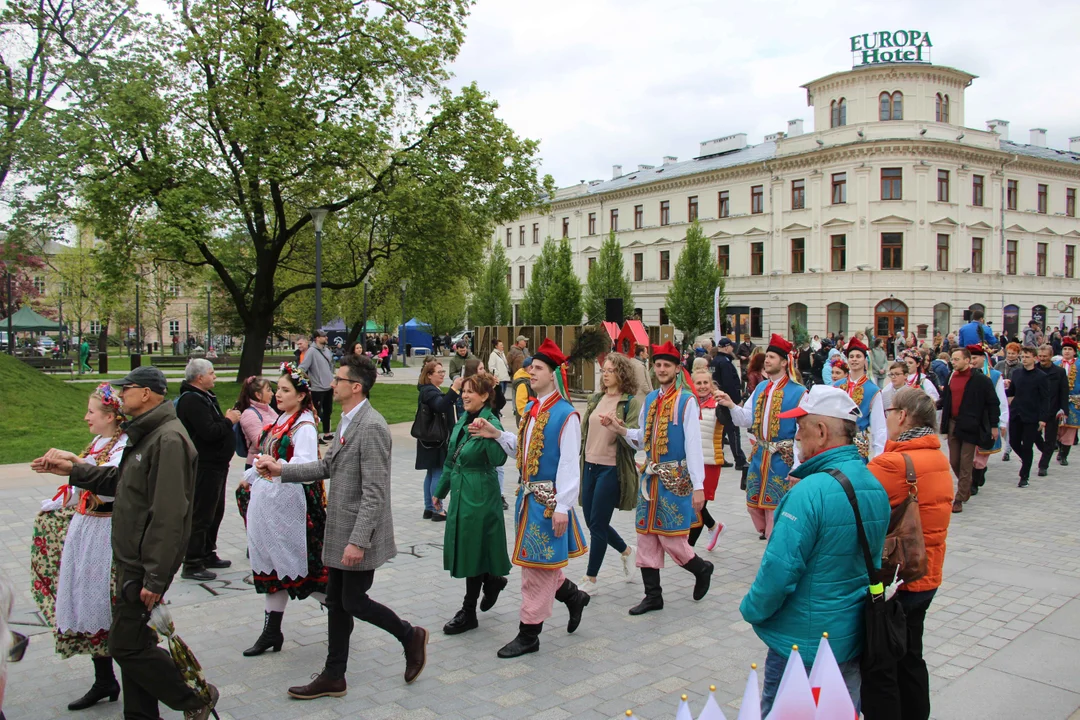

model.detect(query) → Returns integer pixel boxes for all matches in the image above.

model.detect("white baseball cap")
[779,384,862,421]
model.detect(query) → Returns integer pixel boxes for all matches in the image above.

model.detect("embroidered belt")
[757,439,795,467]
[642,460,692,498]
[1070,394,1080,410]
[854,430,870,459]
[522,480,557,518]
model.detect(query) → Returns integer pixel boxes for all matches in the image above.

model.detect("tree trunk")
[236,311,272,381]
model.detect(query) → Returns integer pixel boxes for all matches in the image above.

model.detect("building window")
[610,209,619,232]
[1067,245,1076,279]
[660,200,670,226]
[32,276,45,294]
[1007,180,1018,210]
[717,245,729,276]
[89,320,101,335]
[659,250,670,280]
[1038,184,1048,214]
[588,257,596,272]
[791,179,805,210]
[935,93,949,123]
[506,228,512,247]
[971,237,983,274]
[827,302,849,337]
[832,173,846,204]
[634,252,643,281]
[881,168,902,200]
[1068,188,1077,218]
[881,232,903,269]
[1037,242,1048,276]
[831,234,846,271]
[587,213,596,235]
[1007,239,1018,275]
[168,283,181,298]
[791,238,805,274]
[718,191,730,218]
[934,303,951,338]
[561,217,570,238]
[788,303,808,336]
[659,308,669,325]
[533,223,539,243]
[973,175,984,206]
[687,196,698,223]
[634,205,643,229]
[879,91,902,121]
[168,320,180,335]
[519,225,525,246]
[937,234,950,271]
[750,242,764,276]
[518,266,525,289]
[830,98,847,128]
[506,269,511,288]
[937,170,949,202]
[751,185,763,214]
[750,307,763,338]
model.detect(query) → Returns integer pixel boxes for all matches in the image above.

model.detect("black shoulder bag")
[411,391,448,446]
[825,468,908,671]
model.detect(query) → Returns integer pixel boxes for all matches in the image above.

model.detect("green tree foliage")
[467,242,512,327]
[521,237,557,324]
[665,221,725,345]
[541,238,582,325]
[415,277,469,340]
[583,230,633,323]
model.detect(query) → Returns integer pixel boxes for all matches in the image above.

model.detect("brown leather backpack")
[879,453,928,585]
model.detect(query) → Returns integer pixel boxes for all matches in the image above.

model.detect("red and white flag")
[765,647,816,720]
[808,635,857,720]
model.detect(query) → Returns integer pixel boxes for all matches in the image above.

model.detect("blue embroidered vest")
[833,377,880,433]
[521,397,576,484]
[643,389,692,463]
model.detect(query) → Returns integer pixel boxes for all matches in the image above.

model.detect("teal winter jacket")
[739,443,890,664]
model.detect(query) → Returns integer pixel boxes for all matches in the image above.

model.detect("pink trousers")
[520,567,565,624]
[635,533,695,569]
[748,507,775,538]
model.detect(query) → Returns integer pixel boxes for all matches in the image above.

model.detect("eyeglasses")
[331,376,357,385]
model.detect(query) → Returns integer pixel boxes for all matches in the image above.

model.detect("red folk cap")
[845,337,869,356]
[532,338,568,369]
[966,344,987,356]
[651,341,681,364]
[766,333,792,357]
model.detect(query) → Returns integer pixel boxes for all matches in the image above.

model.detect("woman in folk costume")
[471,338,590,658]
[969,344,1009,496]
[31,383,127,711]
[432,372,512,635]
[605,342,714,615]
[828,354,848,383]
[241,362,328,657]
[688,369,725,551]
[902,349,940,402]
[717,334,807,540]
[1055,337,1080,465]
[832,337,887,461]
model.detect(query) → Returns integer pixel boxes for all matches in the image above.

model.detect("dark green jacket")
[69,401,198,594]
[579,392,643,511]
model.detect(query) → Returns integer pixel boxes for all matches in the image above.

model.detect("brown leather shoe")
[951,501,963,514]
[287,672,347,700]
[403,627,429,684]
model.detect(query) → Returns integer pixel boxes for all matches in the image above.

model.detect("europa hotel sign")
[851,31,933,66]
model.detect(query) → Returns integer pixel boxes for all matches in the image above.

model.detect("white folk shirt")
[727,374,802,468]
[907,374,940,402]
[622,385,705,491]
[845,374,888,459]
[495,391,581,514]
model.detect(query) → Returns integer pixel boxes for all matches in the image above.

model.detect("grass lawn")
[0,353,419,465]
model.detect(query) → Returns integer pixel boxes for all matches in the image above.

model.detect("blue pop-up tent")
[399,318,433,352]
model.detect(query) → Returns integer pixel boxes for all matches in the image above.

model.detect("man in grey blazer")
[256,354,428,699]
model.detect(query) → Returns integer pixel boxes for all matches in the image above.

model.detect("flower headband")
[92,382,125,417]
[279,361,311,390]
[828,355,848,371]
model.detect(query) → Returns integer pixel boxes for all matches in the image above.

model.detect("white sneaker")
[580,574,598,592]
[706,523,725,552]
[621,546,635,581]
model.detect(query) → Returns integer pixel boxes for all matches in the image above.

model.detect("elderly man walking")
[32,367,219,720]
[176,358,241,580]
[740,385,890,717]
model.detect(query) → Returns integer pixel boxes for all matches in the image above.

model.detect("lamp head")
[308,206,331,232]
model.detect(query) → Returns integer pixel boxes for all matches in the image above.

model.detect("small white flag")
[676,694,694,720]
[765,647,816,720]
[736,666,761,720]
[697,684,728,720]
[809,635,857,720]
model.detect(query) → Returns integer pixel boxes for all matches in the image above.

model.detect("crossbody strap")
[900,453,918,499]
[824,468,882,594]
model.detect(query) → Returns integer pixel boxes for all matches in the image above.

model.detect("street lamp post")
[361,279,370,351]
[134,279,141,355]
[6,271,12,354]
[308,206,331,332]
[206,285,212,351]
[399,280,407,367]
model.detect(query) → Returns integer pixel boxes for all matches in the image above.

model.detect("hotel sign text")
[851,31,933,66]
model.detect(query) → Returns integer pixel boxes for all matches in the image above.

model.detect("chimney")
[1029,128,1047,147]
[698,133,748,157]
[1070,136,1080,154]
[986,119,1009,141]
[637,164,655,171]
[612,164,622,179]
[662,156,678,165]
[764,132,786,142]
[787,119,804,137]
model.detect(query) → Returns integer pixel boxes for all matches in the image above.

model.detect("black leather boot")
[682,555,714,601]
[479,574,508,612]
[68,657,120,711]
[444,577,481,635]
[554,579,590,633]
[629,568,664,615]
[497,622,542,658]
[740,467,748,491]
[970,469,982,495]
[243,610,284,656]
[1060,444,1071,466]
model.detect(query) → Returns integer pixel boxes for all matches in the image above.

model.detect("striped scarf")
[897,426,935,443]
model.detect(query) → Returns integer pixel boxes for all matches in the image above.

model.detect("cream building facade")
[496,59,1080,343]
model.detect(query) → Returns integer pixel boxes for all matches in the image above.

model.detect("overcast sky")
[446,0,1080,187]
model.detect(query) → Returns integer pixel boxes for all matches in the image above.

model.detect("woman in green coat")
[433,372,512,635]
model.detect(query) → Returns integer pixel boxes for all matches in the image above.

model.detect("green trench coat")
[433,407,512,579]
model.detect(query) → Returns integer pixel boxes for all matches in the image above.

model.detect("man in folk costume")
[832,336,886,461]
[970,344,1009,495]
[472,338,590,658]
[605,342,714,615]
[1055,337,1080,466]
[717,334,807,540]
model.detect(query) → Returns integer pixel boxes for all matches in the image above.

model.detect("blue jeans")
[581,462,628,577]
[761,646,861,718]
[423,468,442,513]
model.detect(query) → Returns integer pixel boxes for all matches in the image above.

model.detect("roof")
[1001,140,1080,165]
[618,320,649,344]
[0,305,62,331]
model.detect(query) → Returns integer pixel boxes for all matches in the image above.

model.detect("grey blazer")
[280,401,396,572]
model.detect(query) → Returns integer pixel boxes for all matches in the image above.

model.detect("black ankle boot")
[68,657,120,711]
[682,555,714,601]
[443,608,479,635]
[554,579,590,634]
[497,622,542,658]
[1060,445,1071,466]
[243,610,284,656]
[479,574,508,612]
[740,467,748,491]
[629,568,664,615]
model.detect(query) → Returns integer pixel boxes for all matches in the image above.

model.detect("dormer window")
[830,98,847,128]
[935,93,949,123]
[879,91,902,121]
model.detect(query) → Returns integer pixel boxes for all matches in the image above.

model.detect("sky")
[446,0,1080,187]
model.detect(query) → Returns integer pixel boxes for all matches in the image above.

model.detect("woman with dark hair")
[416,360,461,521]
[242,362,327,657]
[432,372,511,634]
[746,348,766,395]
[901,349,940,401]
[236,376,277,471]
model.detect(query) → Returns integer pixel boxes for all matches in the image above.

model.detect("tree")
[583,230,633,323]
[665,221,725,345]
[521,237,558,324]
[38,0,549,378]
[415,277,468,340]
[542,238,582,325]
[47,240,102,343]
[467,242,512,326]
[0,242,44,313]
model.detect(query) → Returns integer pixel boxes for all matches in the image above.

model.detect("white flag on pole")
[676,694,694,720]
[809,634,857,720]
[697,685,728,720]
[765,647,817,720]
[736,666,761,720]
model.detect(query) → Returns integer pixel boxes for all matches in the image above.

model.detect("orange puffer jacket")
[867,433,954,593]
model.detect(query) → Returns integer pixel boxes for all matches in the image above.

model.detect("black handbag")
[825,468,908,671]
[411,394,448,446]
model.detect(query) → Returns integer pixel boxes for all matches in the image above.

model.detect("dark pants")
[324,568,412,679]
[581,462,628,578]
[725,424,746,467]
[111,568,203,719]
[184,463,229,569]
[1010,417,1042,480]
[311,389,333,434]
[688,503,715,546]
[860,589,937,720]
[1039,416,1061,470]
[947,420,977,503]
